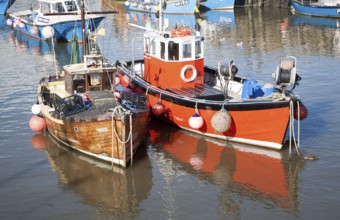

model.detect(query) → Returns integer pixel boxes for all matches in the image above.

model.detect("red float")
[294,102,308,121]
[152,102,164,116]
[31,134,49,149]
[29,116,47,132]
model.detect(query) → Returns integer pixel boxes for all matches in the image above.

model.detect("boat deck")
[168,84,225,101]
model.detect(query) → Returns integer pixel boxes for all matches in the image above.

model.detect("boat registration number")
[176,0,190,7]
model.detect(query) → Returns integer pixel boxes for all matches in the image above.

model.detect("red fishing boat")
[115,2,308,150]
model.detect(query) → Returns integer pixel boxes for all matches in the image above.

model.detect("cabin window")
[40,3,50,13]
[168,41,179,61]
[52,3,65,13]
[73,75,85,93]
[144,38,150,54]
[183,41,192,59]
[65,1,77,12]
[160,42,165,59]
[151,40,156,55]
[195,41,202,59]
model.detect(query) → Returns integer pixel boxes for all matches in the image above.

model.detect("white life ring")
[180,65,197,82]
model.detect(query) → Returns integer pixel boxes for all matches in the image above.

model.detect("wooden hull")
[117,63,296,150]
[42,105,149,167]
[290,0,340,18]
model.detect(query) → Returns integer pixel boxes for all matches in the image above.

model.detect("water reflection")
[147,120,305,215]
[37,133,152,218]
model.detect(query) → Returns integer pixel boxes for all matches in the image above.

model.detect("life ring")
[180,65,197,82]
[171,28,192,38]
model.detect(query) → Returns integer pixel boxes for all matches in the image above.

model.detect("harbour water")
[1,1,340,219]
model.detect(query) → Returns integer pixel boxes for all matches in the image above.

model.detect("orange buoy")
[31,133,49,149]
[152,102,164,116]
[29,116,47,132]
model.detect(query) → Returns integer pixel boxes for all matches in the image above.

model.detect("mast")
[80,0,86,56]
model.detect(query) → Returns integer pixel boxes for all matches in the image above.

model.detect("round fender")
[180,65,197,83]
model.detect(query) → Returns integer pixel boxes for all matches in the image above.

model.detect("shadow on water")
[146,119,305,216]
[31,132,152,219]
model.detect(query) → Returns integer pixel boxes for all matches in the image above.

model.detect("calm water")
[1,1,340,219]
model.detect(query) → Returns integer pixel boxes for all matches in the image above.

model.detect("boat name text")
[176,0,190,7]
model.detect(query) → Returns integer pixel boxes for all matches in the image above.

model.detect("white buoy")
[42,26,55,39]
[31,104,41,115]
[6,19,13,26]
[189,113,204,129]
[18,22,25,29]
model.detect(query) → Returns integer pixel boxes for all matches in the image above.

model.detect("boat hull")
[126,0,198,14]
[117,63,294,150]
[43,110,149,167]
[8,11,104,42]
[0,0,16,15]
[199,0,235,10]
[290,0,340,18]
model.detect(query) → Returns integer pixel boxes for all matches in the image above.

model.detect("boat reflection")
[7,29,79,66]
[126,10,199,29]
[146,120,304,211]
[291,13,340,28]
[36,133,152,216]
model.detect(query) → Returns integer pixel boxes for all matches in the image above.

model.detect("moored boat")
[6,0,110,42]
[289,0,340,18]
[198,0,235,11]
[114,4,308,151]
[29,14,150,167]
[124,0,199,14]
[0,0,16,15]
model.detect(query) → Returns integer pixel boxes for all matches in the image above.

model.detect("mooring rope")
[289,100,302,158]
[111,106,133,168]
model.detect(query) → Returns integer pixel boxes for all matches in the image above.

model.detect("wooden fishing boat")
[198,0,234,11]
[6,0,112,42]
[124,0,199,14]
[114,5,308,151]
[29,24,150,167]
[289,0,340,18]
[0,0,15,14]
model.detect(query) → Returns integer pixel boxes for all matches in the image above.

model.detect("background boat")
[198,0,235,11]
[289,0,340,18]
[7,0,106,42]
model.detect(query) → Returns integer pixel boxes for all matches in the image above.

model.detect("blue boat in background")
[6,0,106,42]
[198,0,234,11]
[125,0,199,14]
[0,0,16,14]
[289,0,340,18]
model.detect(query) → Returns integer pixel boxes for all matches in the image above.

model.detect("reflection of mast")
[151,149,177,219]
